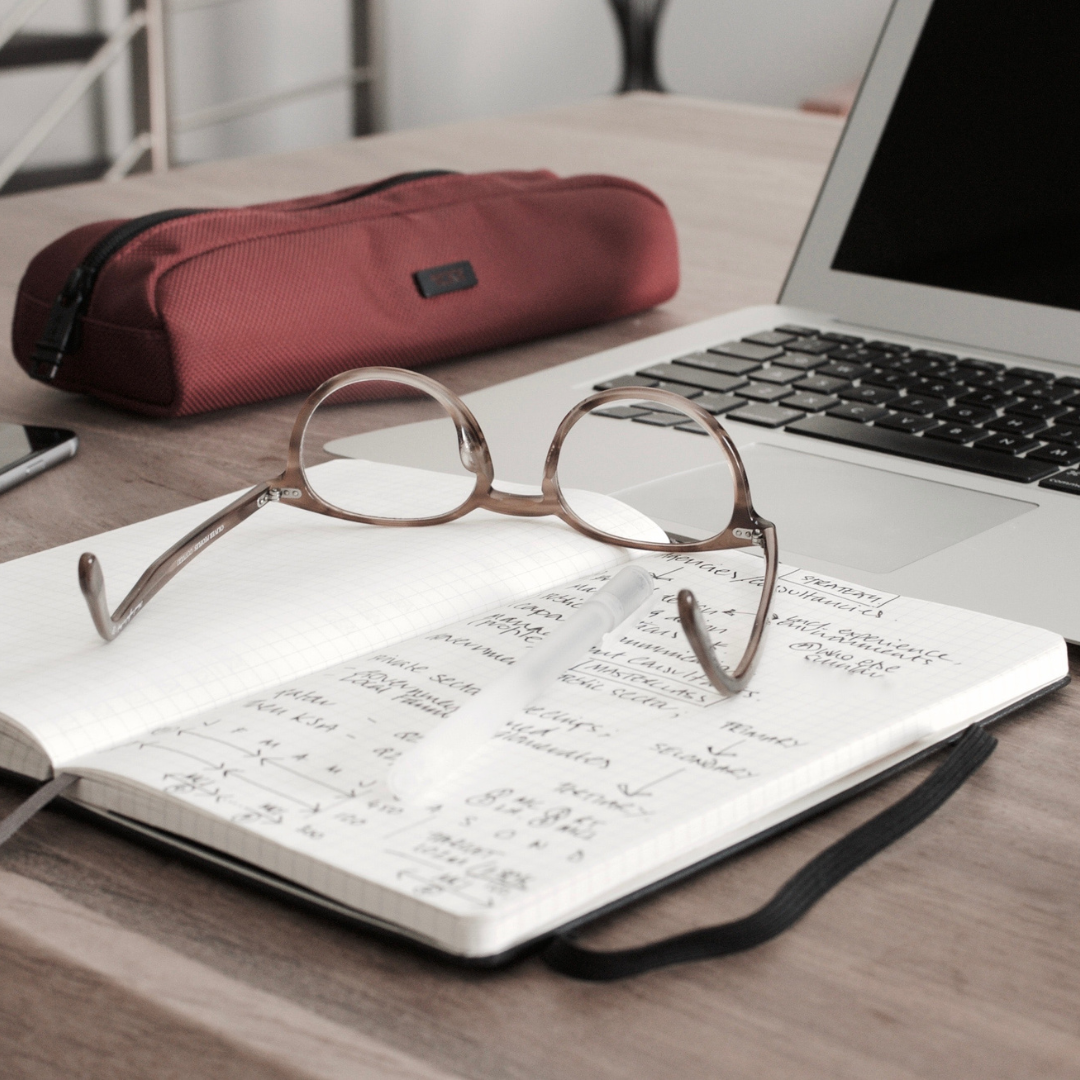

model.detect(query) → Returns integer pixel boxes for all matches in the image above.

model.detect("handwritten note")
[0,458,664,776]
[68,546,1062,955]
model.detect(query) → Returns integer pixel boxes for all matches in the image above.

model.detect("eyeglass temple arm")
[677,526,779,695]
[79,482,274,642]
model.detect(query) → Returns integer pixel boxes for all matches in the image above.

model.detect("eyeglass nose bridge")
[483,486,559,516]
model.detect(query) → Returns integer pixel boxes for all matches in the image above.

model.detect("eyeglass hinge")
[732,527,763,542]
[267,487,303,502]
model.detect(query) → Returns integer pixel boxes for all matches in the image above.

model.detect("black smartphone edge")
[0,424,78,496]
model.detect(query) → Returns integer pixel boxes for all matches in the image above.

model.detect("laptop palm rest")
[613,444,1037,575]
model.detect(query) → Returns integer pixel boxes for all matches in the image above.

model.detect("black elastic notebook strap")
[0,773,77,848]
[543,725,996,981]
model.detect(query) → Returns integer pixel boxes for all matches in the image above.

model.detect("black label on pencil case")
[413,261,478,298]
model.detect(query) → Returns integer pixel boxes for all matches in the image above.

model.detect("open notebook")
[0,460,1067,960]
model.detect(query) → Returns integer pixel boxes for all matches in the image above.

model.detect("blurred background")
[0,0,891,195]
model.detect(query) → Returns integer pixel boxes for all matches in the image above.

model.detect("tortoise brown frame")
[78,367,778,693]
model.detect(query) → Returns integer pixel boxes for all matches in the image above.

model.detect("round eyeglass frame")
[79,367,777,693]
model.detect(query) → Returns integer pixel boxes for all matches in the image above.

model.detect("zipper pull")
[29,266,91,382]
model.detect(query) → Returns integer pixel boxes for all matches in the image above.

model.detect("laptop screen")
[831,0,1080,313]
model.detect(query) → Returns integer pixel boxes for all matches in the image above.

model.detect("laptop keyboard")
[593,324,1080,495]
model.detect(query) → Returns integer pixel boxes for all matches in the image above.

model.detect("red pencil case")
[11,169,679,417]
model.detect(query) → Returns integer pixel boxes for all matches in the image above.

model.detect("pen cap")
[586,565,654,631]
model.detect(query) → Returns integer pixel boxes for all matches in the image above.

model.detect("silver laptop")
[329,0,1080,643]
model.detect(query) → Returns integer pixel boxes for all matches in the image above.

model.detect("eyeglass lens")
[300,375,476,519]
[556,397,738,544]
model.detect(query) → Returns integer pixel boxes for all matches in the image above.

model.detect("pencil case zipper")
[28,169,455,383]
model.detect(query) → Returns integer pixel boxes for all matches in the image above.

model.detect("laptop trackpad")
[615,443,1037,574]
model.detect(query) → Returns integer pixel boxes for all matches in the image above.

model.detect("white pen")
[387,564,654,802]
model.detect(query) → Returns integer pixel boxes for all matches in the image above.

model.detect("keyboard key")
[795,373,850,394]
[727,403,804,428]
[1005,399,1070,420]
[693,393,745,414]
[936,404,995,424]
[827,347,887,367]
[862,370,921,391]
[708,341,783,362]
[912,377,966,400]
[953,367,997,387]
[1009,366,1055,382]
[986,414,1046,436]
[908,357,958,377]
[742,330,796,347]
[819,332,865,345]
[874,412,939,434]
[592,405,650,419]
[827,402,888,423]
[785,337,835,356]
[955,388,1015,409]
[891,363,932,382]
[838,385,900,406]
[1016,382,1077,403]
[818,360,871,380]
[772,351,827,371]
[675,352,760,376]
[962,372,1030,393]
[674,421,709,435]
[1028,443,1080,466]
[595,375,659,390]
[911,349,958,364]
[632,411,688,427]
[751,364,803,385]
[1057,375,1080,389]
[956,357,1006,372]
[973,432,1040,455]
[867,340,910,354]
[782,390,838,412]
[892,394,947,415]
[925,422,982,444]
[871,352,916,371]
[786,415,1058,482]
[1044,426,1080,446]
[638,364,746,394]
[738,381,795,403]
[654,381,703,398]
[1040,469,1080,494]
[775,324,819,337]
[1052,409,1080,429]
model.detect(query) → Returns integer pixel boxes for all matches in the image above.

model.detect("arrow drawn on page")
[616,768,684,798]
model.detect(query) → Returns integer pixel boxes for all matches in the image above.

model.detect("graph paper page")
[0,459,662,776]
[69,550,1065,955]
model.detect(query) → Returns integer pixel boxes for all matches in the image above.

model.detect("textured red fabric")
[12,170,679,417]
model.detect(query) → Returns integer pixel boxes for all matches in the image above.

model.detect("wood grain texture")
[1,93,1078,1080]
[0,871,462,1080]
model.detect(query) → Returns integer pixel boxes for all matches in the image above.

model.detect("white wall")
[0,0,892,176]
[374,0,893,132]
[659,0,893,108]
[168,0,351,165]
[375,0,619,132]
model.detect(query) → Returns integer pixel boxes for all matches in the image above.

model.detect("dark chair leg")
[608,0,669,93]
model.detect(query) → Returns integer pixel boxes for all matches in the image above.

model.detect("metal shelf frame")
[0,0,372,193]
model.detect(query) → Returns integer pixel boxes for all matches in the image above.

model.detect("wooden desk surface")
[1,94,1078,1080]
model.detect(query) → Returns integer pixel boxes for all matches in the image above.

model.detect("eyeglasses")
[78,367,778,693]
